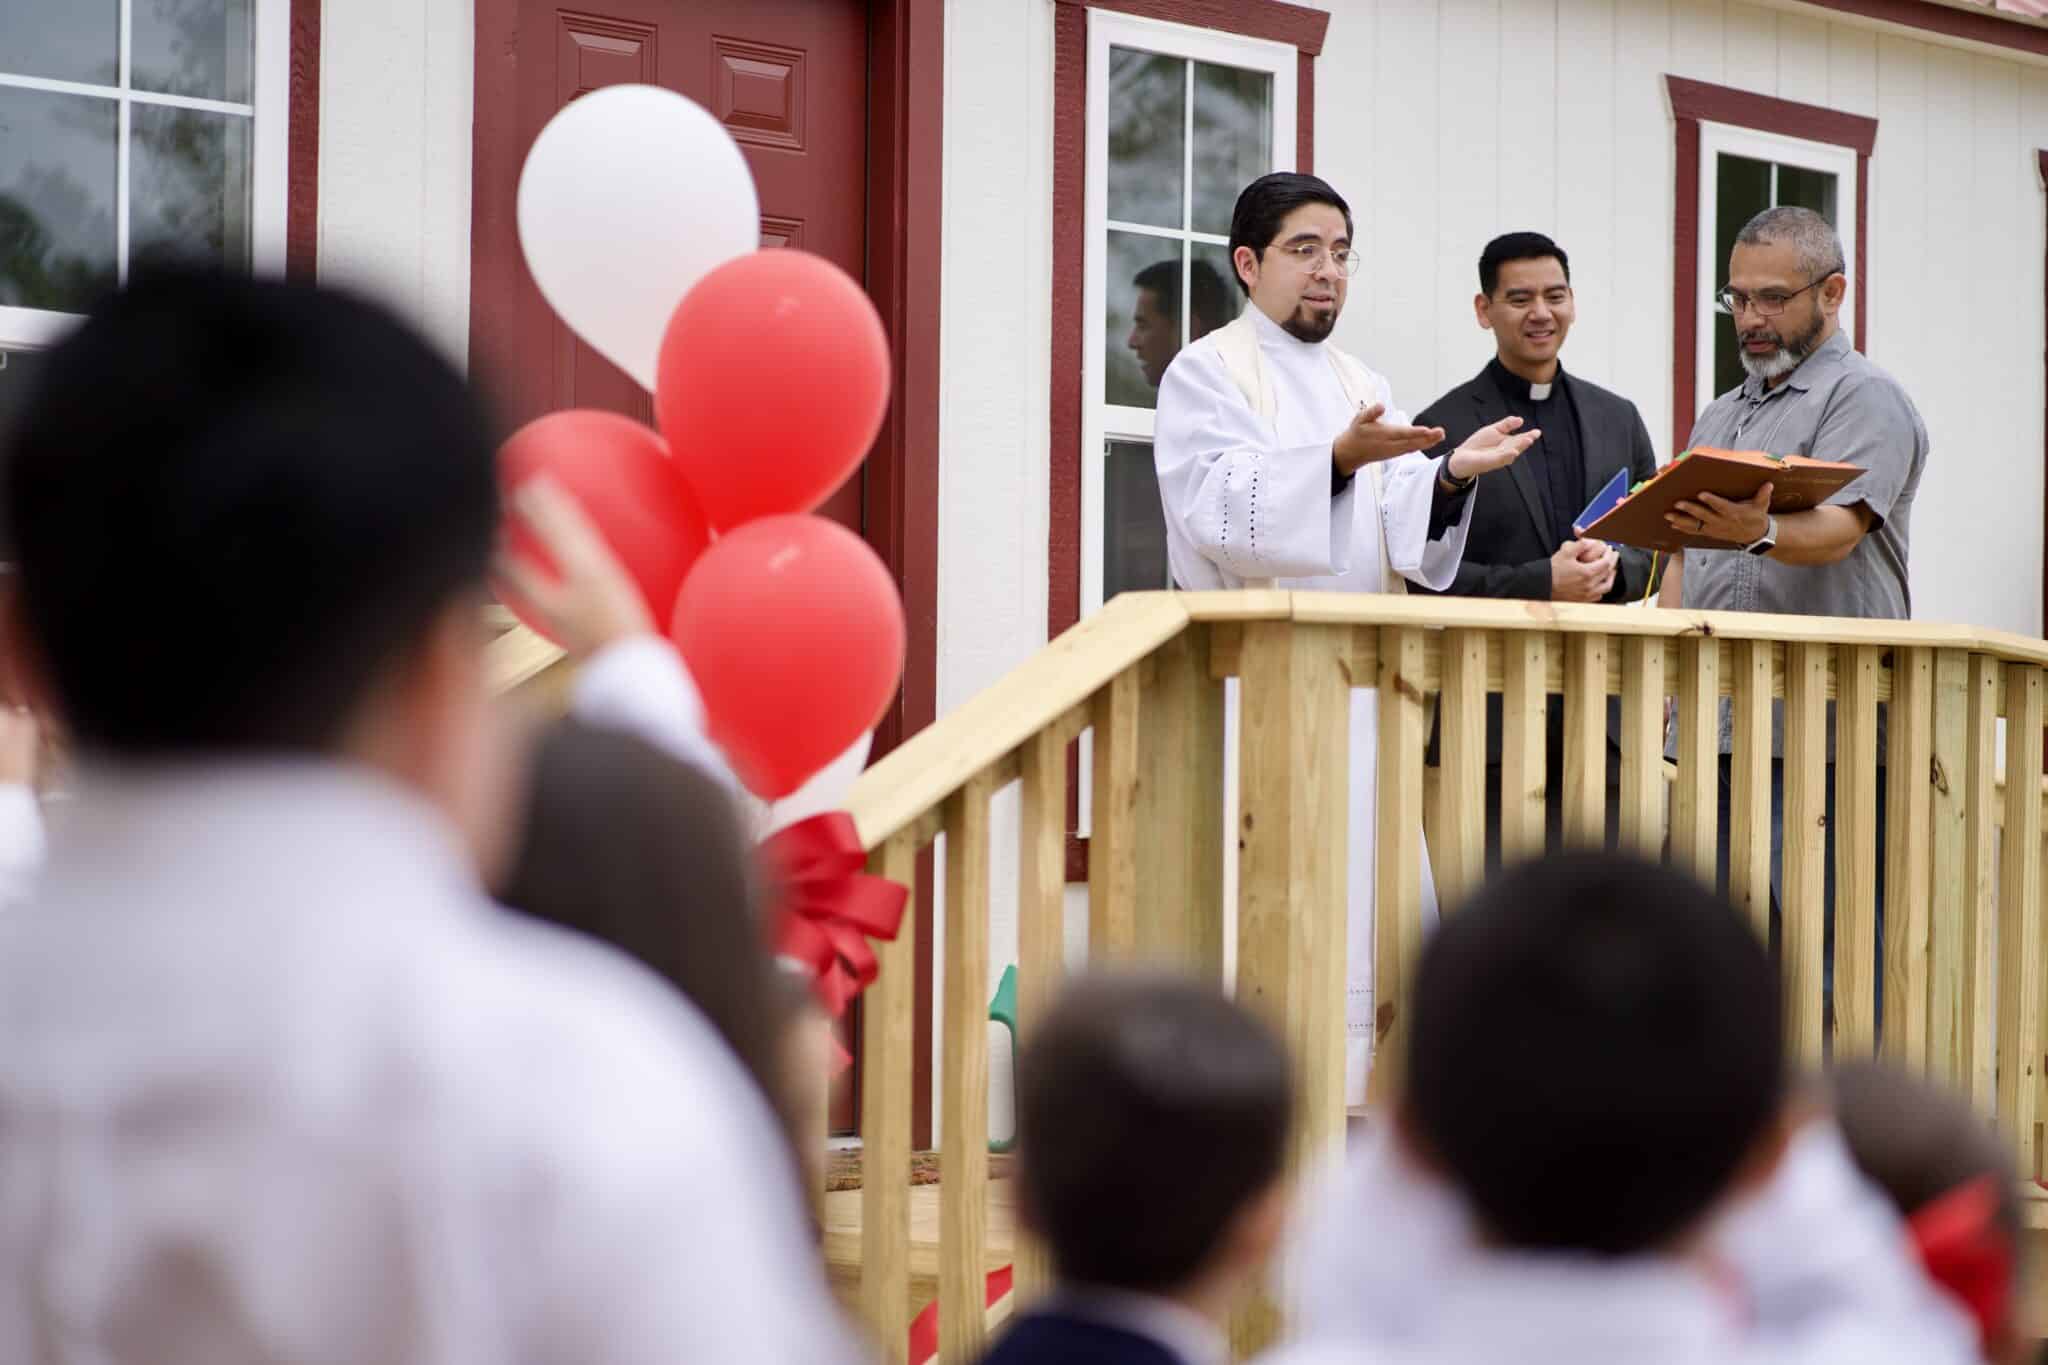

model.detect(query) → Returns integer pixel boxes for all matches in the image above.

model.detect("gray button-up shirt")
[1677,330,1929,756]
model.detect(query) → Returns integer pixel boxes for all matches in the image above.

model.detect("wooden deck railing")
[830,592,2048,1362]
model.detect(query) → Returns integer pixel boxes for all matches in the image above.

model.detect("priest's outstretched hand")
[1332,402,1446,475]
[1445,414,1540,481]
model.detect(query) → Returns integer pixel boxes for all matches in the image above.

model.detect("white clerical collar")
[1246,302,1325,354]
[1530,381,1553,400]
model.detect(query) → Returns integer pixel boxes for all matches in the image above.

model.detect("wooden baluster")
[1136,629,1225,975]
[1011,731,1067,1310]
[1927,650,1970,1085]
[1884,647,1933,1069]
[1437,629,1487,910]
[1089,669,1141,957]
[1833,645,1881,1058]
[1962,656,2002,1112]
[1499,632,1549,865]
[1561,634,1607,846]
[1782,643,1829,1065]
[859,833,918,1362]
[1998,666,2044,1173]
[1375,627,1427,1104]
[1236,620,1351,1159]
[1619,637,1666,858]
[1730,641,1774,941]
[1232,620,1349,1363]
[939,774,995,1361]
[1671,637,1720,885]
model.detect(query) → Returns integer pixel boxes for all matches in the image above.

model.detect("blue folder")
[1572,467,1630,537]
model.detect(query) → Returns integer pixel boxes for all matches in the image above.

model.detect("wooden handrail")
[842,592,1191,849]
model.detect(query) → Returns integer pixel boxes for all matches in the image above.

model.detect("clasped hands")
[1331,403,1539,480]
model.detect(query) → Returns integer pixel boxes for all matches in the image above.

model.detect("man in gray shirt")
[1659,205,1929,1035]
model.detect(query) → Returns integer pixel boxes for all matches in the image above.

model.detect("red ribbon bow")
[762,812,908,1021]
[1906,1175,2014,1349]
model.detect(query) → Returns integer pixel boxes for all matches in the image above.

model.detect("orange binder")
[1575,447,1864,554]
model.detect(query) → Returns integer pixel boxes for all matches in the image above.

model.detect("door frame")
[470,0,943,1141]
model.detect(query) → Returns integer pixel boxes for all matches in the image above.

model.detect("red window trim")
[286,0,320,282]
[1792,0,2048,60]
[2038,150,2048,640]
[1050,0,1329,881]
[1667,75,1878,458]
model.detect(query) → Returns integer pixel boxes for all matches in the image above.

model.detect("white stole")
[1207,310,1406,596]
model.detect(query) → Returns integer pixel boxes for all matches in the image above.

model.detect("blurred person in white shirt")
[0,268,863,1365]
[1266,853,1975,1365]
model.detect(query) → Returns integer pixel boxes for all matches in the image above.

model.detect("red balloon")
[671,516,905,799]
[497,410,710,636]
[655,250,890,532]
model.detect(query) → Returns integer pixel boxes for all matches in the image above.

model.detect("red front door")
[485,1,875,1132]
[503,0,870,531]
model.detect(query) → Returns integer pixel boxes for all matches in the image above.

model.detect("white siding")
[317,0,473,368]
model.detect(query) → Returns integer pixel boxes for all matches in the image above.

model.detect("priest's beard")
[1737,309,1825,383]
[1282,302,1338,344]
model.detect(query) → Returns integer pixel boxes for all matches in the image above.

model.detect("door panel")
[510,0,869,532]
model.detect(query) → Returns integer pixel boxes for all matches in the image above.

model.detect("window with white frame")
[0,0,288,360]
[1696,122,1857,411]
[1082,10,1296,614]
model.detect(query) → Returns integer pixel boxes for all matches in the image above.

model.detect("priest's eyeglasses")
[1273,241,1363,277]
[1715,270,1839,318]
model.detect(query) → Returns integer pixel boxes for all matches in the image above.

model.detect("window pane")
[1776,164,1837,224]
[1712,154,1773,399]
[1104,439,1171,599]
[1190,241,1242,340]
[134,0,255,103]
[0,88,117,313]
[1191,62,1271,237]
[1106,48,1185,230]
[0,347,48,452]
[1108,230,1180,408]
[130,104,252,274]
[0,3,118,86]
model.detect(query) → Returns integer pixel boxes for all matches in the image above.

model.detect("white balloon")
[517,85,759,391]
[766,731,873,834]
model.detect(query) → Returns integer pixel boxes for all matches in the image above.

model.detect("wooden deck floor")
[822,1175,1018,1313]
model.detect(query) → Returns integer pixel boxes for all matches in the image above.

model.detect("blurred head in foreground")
[1832,1061,2027,1363]
[1403,851,1789,1256]
[0,268,509,842]
[1015,971,1294,1315]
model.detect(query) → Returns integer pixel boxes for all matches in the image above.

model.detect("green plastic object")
[989,964,1020,1153]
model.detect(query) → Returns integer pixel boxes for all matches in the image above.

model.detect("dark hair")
[501,718,803,1150]
[1,268,500,754]
[1478,232,1571,297]
[1016,971,1292,1293]
[1406,852,1785,1256]
[1133,258,1234,334]
[1227,173,1354,296]
[1830,1061,2022,1248]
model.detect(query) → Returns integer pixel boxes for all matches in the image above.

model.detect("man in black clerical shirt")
[1414,233,1661,869]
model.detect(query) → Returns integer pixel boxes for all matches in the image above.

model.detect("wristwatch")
[1743,515,1779,557]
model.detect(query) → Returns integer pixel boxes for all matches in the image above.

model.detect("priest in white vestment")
[1153,173,1537,1104]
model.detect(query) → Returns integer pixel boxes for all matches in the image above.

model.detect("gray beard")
[1737,312,1825,383]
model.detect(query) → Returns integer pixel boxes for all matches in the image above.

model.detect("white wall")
[1318,0,2048,636]
[931,0,1058,1143]
[317,0,474,369]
